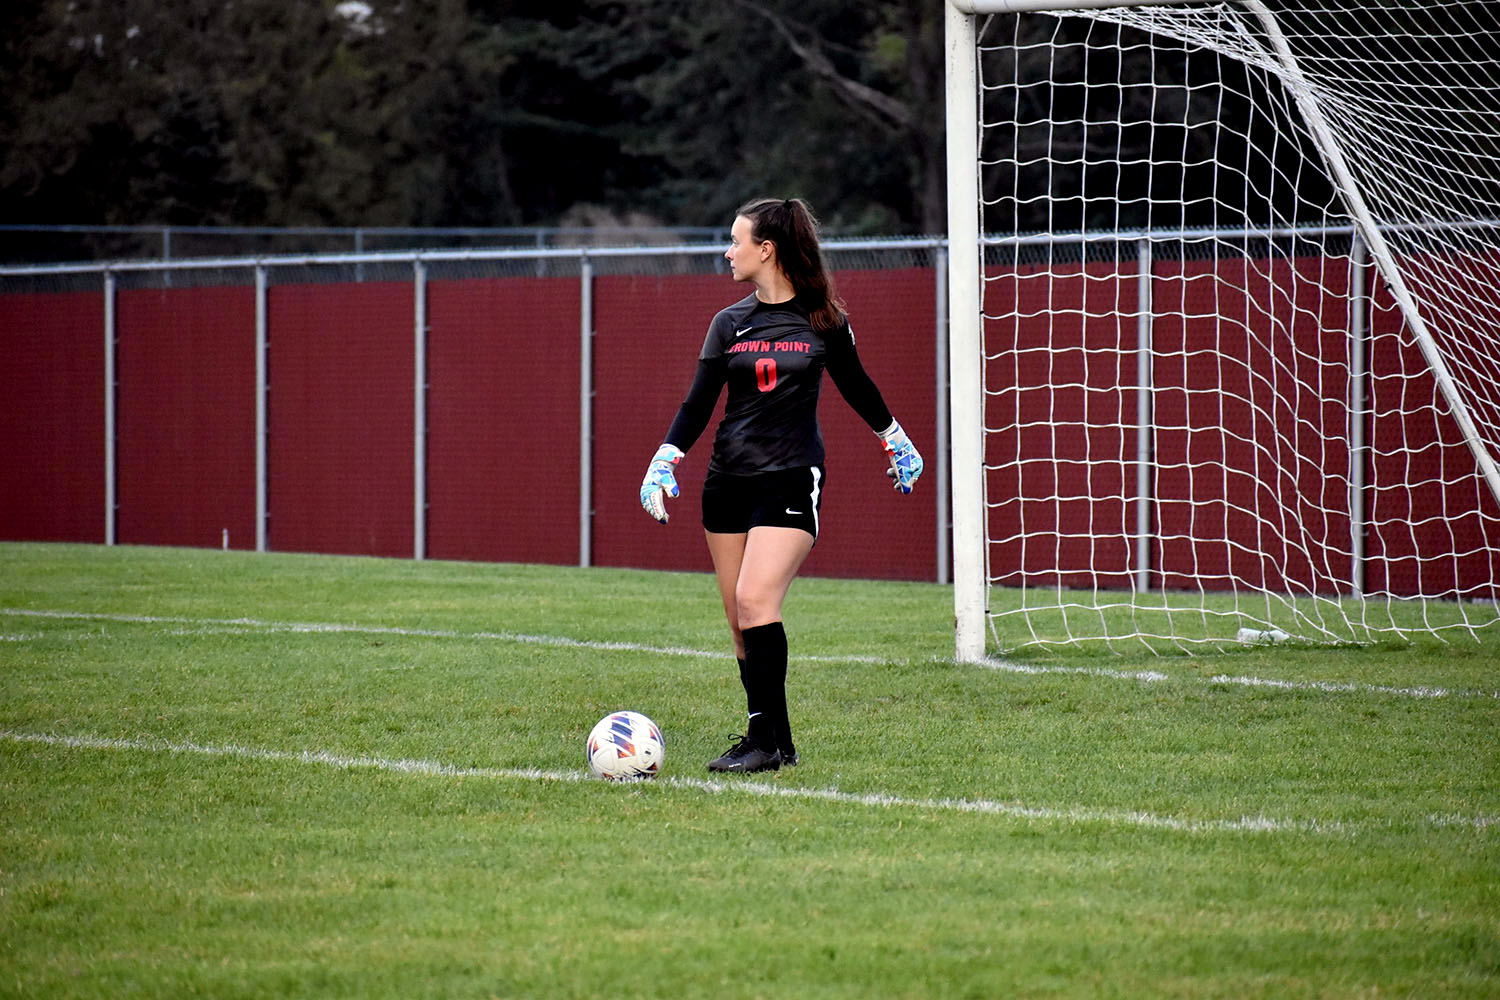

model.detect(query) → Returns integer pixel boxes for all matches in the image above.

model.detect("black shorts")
[701,466,826,540]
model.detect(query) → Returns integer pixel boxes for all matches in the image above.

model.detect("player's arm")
[824,323,924,494]
[640,357,727,523]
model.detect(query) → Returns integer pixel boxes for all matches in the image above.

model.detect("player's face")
[726,215,771,283]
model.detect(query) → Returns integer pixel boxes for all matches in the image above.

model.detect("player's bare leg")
[733,525,813,628]
[705,530,749,659]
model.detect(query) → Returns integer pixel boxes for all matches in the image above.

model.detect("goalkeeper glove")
[640,443,684,523]
[878,420,923,494]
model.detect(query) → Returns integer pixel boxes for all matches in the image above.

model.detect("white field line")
[1200,672,1478,700]
[0,607,862,665]
[973,656,1499,701]
[977,657,1171,685]
[3,606,1496,701]
[11,727,1494,836]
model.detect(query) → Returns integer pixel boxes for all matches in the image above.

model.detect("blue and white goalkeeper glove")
[878,420,923,494]
[640,443,684,523]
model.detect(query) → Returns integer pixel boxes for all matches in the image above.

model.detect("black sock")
[741,622,788,753]
[735,654,777,748]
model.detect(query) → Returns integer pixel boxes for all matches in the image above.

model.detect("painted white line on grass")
[6,727,1496,835]
[1201,673,1481,700]
[4,607,1495,700]
[1,607,721,659]
[5,728,1494,839]
[978,656,1170,684]
[0,607,878,663]
[974,656,1496,701]
[0,727,1347,835]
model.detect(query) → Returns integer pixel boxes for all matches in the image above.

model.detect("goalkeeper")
[639,197,923,774]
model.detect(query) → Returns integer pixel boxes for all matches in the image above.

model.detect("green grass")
[1,542,1497,998]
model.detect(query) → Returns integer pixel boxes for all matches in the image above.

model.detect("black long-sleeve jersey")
[664,292,894,475]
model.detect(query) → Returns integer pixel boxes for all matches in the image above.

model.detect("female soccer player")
[639,197,924,773]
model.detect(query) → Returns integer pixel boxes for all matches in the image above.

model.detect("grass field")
[2,542,1497,998]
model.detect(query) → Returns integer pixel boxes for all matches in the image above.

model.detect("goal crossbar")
[951,0,1193,13]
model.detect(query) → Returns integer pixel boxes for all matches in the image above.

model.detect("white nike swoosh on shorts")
[785,508,802,515]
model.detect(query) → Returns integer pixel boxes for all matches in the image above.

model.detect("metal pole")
[946,0,987,662]
[1135,238,1154,593]
[579,255,595,568]
[952,0,1194,11]
[1348,235,1368,596]
[255,266,269,553]
[1245,0,1500,512]
[104,271,117,546]
[935,244,952,587]
[413,259,428,561]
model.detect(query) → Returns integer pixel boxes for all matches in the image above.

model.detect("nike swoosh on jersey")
[735,326,753,337]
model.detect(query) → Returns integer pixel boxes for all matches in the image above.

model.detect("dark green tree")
[562,0,944,232]
[0,0,947,236]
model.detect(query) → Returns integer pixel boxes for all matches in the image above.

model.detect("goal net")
[944,0,1500,657]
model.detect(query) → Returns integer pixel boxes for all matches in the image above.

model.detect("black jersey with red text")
[663,293,894,476]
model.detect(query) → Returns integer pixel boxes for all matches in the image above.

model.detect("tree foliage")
[0,0,946,234]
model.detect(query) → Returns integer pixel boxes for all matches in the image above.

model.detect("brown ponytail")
[735,197,847,332]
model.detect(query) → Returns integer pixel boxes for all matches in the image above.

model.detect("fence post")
[255,266,268,553]
[934,243,951,586]
[414,258,428,561]
[1134,238,1154,593]
[1349,234,1368,596]
[579,254,594,568]
[104,270,117,546]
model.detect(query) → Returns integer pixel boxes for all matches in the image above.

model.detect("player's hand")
[878,420,923,494]
[640,444,684,523]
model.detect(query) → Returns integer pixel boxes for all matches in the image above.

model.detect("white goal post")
[945,0,1500,660]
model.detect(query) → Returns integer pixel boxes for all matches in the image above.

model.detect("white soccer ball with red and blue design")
[585,711,664,780]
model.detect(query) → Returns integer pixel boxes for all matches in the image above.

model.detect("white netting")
[972,0,1500,651]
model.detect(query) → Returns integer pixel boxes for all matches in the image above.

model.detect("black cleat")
[707,734,782,773]
[778,746,799,767]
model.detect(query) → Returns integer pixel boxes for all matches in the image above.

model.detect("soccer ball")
[585,711,665,781]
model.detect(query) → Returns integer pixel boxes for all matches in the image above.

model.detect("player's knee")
[734,587,779,629]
